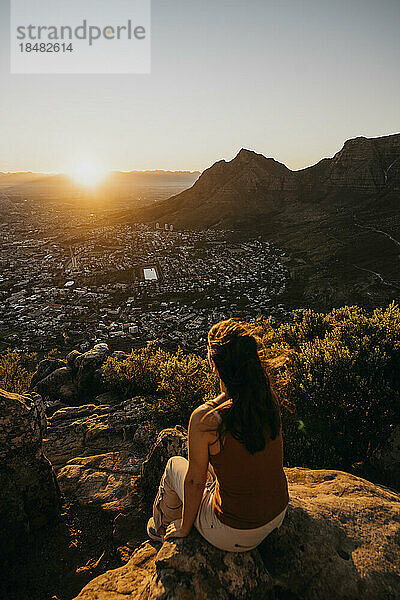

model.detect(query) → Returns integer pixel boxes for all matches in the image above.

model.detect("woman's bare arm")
[163,405,214,539]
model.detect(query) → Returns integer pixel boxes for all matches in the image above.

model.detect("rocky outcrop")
[30,343,115,408]
[49,425,187,557]
[14,362,396,600]
[139,426,188,510]
[43,397,155,471]
[0,388,61,556]
[29,357,67,390]
[75,531,270,600]
[33,364,78,408]
[260,467,400,599]
[69,343,110,398]
[57,451,140,513]
[75,467,400,600]
[324,135,400,193]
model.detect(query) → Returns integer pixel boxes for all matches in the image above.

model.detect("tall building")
[69,246,78,269]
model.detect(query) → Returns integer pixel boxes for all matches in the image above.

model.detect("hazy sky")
[0,0,399,173]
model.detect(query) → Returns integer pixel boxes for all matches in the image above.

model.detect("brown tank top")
[208,403,289,529]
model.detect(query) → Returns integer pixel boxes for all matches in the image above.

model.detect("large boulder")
[43,397,154,471]
[53,426,187,554]
[57,451,144,549]
[139,426,188,510]
[75,531,270,600]
[29,357,66,390]
[0,389,61,556]
[72,343,111,397]
[57,451,140,513]
[259,467,400,599]
[33,365,77,407]
[75,467,400,600]
[30,343,115,408]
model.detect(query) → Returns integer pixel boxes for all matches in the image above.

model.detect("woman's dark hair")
[207,318,281,454]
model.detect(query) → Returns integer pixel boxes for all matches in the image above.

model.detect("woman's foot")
[147,517,166,542]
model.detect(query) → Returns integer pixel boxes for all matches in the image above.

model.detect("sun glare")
[69,159,106,188]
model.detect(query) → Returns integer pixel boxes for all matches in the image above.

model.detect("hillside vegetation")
[0,350,37,395]
[2,303,399,477]
[256,302,400,472]
[102,302,400,474]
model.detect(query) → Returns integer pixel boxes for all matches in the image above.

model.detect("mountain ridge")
[135,133,400,309]
[137,132,400,230]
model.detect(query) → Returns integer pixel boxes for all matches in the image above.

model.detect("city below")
[0,192,291,356]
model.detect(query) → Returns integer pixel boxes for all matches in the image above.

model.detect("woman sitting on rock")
[147,319,289,552]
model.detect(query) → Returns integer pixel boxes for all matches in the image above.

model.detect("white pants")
[153,456,288,552]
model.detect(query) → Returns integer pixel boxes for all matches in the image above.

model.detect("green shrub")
[257,302,400,471]
[154,348,218,427]
[0,349,37,394]
[102,342,162,397]
[102,341,219,426]
[102,304,400,474]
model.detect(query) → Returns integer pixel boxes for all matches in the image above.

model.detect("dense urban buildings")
[0,194,291,355]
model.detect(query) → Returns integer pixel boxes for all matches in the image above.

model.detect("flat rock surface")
[75,467,400,600]
[43,397,154,470]
[76,531,270,600]
[57,451,140,513]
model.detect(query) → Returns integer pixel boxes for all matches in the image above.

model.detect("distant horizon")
[0,130,398,176]
[0,168,201,175]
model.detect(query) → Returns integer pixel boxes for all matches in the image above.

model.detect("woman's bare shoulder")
[190,393,227,429]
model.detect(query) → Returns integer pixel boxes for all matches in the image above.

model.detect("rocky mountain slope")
[0,389,60,556]
[2,384,400,600]
[1,340,400,599]
[138,134,400,229]
[137,134,400,309]
[76,463,400,600]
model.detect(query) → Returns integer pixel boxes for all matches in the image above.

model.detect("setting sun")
[68,159,106,188]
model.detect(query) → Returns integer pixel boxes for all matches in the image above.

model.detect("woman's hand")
[163,520,190,541]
